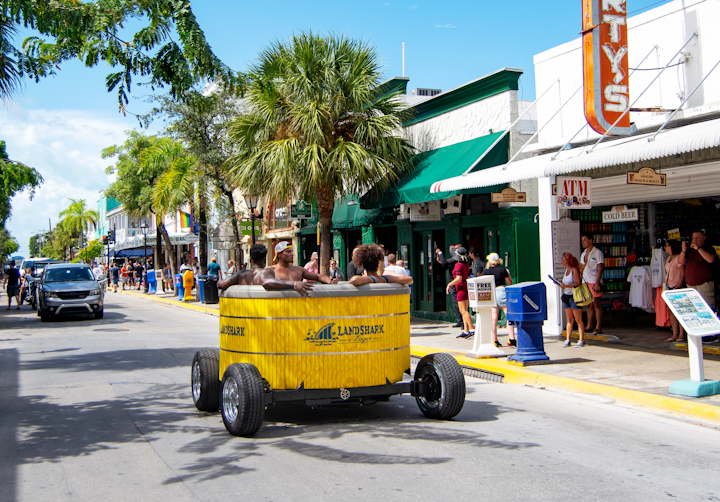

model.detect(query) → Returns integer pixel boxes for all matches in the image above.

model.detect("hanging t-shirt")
[628,266,654,311]
[650,248,667,289]
[581,247,605,283]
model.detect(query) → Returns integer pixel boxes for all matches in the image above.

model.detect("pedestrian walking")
[4,261,21,310]
[484,253,517,347]
[163,262,173,291]
[110,262,120,293]
[227,260,236,276]
[120,263,129,290]
[436,245,464,328]
[580,234,605,334]
[134,262,144,290]
[445,247,475,339]
[557,253,585,347]
[664,240,686,343]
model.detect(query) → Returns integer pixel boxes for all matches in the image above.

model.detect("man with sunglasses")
[679,230,717,309]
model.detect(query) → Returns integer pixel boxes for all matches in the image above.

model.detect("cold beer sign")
[557,177,592,209]
[582,0,636,136]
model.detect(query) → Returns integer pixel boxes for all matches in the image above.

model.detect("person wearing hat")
[484,252,517,347]
[207,256,223,279]
[218,243,314,296]
[272,241,337,284]
[304,251,320,282]
[444,247,475,338]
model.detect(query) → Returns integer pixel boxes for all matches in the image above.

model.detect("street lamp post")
[242,194,260,245]
[140,223,149,293]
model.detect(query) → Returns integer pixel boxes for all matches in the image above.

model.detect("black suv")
[38,263,104,321]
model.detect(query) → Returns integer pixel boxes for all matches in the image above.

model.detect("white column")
[538,176,562,336]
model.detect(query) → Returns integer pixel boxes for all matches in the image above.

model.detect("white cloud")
[435,23,456,28]
[0,105,129,256]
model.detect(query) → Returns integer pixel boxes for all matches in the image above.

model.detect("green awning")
[332,196,395,229]
[360,132,509,209]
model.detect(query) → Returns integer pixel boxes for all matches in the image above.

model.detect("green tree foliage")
[1,0,242,108]
[103,130,177,274]
[28,233,40,256]
[146,89,242,264]
[40,225,72,260]
[59,198,99,239]
[0,226,19,261]
[226,32,415,273]
[79,239,103,263]
[0,140,43,224]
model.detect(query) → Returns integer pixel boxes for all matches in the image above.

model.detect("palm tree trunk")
[158,221,177,278]
[316,187,335,276]
[224,189,242,265]
[198,196,208,275]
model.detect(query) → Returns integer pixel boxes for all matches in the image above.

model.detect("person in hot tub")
[271,241,338,284]
[349,244,413,286]
[218,243,314,297]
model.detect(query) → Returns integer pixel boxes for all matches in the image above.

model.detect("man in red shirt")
[679,231,717,309]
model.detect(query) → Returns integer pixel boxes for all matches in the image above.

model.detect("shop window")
[267,200,292,231]
[464,194,497,215]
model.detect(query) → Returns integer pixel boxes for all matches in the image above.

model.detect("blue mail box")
[506,282,547,323]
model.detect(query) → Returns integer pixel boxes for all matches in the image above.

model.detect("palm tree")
[0,15,22,99]
[226,32,415,274]
[145,137,210,274]
[59,198,99,254]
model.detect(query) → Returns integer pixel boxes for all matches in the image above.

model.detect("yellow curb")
[411,344,720,425]
[120,289,219,316]
[674,342,720,356]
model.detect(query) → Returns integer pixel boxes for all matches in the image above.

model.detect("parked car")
[37,263,104,321]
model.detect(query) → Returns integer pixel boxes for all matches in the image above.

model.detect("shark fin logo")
[304,323,337,346]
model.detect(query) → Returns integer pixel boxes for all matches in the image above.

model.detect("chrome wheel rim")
[418,363,445,410]
[223,377,240,423]
[192,361,201,403]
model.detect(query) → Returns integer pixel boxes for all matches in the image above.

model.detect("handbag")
[573,281,594,307]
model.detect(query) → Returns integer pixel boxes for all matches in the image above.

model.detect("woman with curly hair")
[349,245,413,286]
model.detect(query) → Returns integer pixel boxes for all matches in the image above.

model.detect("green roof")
[360,132,509,209]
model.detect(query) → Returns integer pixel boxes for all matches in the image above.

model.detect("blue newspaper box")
[506,281,549,363]
[147,269,157,294]
[175,274,184,300]
[197,275,207,303]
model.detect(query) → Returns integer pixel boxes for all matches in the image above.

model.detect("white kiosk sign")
[662,289,720,397]
[466,276,504,359]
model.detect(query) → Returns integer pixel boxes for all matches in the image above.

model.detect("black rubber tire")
[94,309,104,319]
[415,353,466,420]
[191,350,220,412]
[40,313,50,322]
[221,363,265,437]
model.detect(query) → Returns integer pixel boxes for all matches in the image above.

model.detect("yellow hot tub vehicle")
[191,283,465,437]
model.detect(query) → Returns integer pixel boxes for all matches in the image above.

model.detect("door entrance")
[415,230,446,312]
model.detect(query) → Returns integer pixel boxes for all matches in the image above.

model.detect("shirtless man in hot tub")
[271,241,338,285]
[218,243,314,297]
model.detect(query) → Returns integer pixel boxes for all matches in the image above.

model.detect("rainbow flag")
[180,211,192,229]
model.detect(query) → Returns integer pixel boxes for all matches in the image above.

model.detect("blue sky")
[2,0,671,256]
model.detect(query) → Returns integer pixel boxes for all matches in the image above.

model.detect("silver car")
[38,263,104,321]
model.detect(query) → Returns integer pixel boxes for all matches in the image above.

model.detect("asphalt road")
[1,292,719,502]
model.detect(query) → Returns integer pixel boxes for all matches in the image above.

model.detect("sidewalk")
[120,289,720,425]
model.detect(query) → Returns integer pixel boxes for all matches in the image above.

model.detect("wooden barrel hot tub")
[218,283,411,390]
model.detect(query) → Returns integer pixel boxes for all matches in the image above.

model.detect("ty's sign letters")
[582,0,636,136]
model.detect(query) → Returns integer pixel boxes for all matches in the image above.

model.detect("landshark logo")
[304,323,338,346]
[304,322,386,346]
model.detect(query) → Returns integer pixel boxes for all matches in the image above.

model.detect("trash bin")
[197,275,207,303]
[506,281,549,363]
[175,274,184,300]
[203,275,219,304]
[147,269,157,294]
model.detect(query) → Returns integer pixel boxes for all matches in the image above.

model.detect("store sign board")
[662,289,720,337]
[492,187,527,203]
[627,167,667,186]
[602,205,638,222]
[410,201,441,221]
[467,276,497,308]
[290,200,313,219]
[556,176,592,209]
[582,0,635,136]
